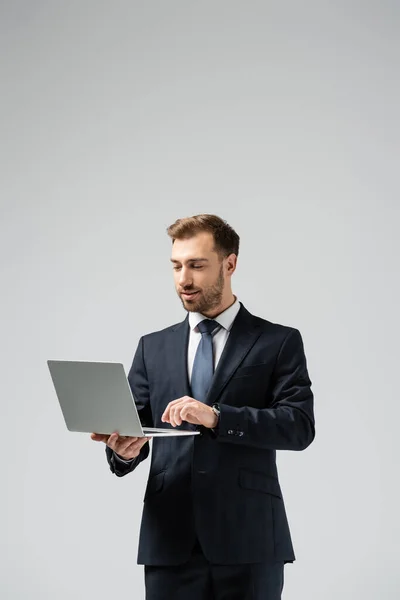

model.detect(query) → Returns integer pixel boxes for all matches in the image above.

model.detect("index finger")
[161,397,186,420]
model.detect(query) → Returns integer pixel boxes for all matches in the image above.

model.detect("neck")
[202,293,236,319]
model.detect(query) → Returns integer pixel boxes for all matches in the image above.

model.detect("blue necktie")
[191,319,222,403]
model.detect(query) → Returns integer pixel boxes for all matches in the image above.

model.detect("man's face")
[171,232,227,314]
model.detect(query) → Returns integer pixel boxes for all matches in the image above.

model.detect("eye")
[173,265,203,270]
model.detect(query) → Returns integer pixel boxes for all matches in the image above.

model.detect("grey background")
[1,1,399,598]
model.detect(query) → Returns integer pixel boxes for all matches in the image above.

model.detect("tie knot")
[197,319,221,335]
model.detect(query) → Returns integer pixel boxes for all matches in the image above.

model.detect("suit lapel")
[169,302,262,406]
[205,303,262,406]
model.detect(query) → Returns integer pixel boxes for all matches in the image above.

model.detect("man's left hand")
[161,396,218,429]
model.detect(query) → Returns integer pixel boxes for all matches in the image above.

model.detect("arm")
[216,328,315,451]
[106,336,153,477]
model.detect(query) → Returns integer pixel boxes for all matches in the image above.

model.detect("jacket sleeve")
[216,328,315,451]
[106,336,153,477]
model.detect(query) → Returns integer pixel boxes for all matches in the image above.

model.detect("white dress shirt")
[114,296,241,463]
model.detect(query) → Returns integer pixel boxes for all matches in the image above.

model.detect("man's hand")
[91,431,152,460]
[161,396,218,429]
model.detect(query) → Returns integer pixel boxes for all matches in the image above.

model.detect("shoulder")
[245,307,299,341]
[140,319,186,343]
[247,314,307,366]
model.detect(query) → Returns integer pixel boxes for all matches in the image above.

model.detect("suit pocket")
[238,469,282,499]
[231,362,268,380]
[144,470,165,501]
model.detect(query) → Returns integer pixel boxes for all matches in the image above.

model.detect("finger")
[91,433,109,442]
[161,403,169,422]
[106,432,120,451]
[175,400,194,425]
[168,405,177,427]
[120,437,151,459]
[108,432,137,451]
[161,403,176,422]
[170,404,185,427]
[134,436,151,447]
[115,435,139,454]
[179,406,190,422]
[161,397,188,421]
[175,406,184,427]
[179,404,195,424]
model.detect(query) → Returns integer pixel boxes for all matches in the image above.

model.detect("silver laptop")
[47,360,200,437]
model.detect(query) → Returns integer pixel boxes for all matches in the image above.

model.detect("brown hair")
[166,214,240,260]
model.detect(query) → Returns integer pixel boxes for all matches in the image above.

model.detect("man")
[91,214,315,599]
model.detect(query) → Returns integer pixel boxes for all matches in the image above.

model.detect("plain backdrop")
[1,1,399,599]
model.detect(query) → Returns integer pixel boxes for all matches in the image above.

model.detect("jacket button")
[228,429,233,435]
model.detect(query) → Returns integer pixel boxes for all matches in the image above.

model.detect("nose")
[178,268,192,289]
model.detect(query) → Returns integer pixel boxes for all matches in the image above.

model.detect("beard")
[178,264,224,313]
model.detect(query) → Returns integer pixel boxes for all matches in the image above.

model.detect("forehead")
[171,232,216,262]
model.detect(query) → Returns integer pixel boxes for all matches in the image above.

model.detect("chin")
[183,299,203,312]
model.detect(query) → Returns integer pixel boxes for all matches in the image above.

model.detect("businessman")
[92,213,315,599]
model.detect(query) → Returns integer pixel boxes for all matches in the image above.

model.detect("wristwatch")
[211,403,221,429]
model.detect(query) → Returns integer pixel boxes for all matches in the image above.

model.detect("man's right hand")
[91,431,152,460]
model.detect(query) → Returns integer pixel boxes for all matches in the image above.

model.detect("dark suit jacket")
[106,302,315,566]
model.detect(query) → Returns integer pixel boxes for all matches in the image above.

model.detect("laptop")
[47,360,200,437]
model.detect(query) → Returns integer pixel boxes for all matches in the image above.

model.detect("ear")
[225,253,237,274]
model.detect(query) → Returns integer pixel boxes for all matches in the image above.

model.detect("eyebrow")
[170,258,209,264]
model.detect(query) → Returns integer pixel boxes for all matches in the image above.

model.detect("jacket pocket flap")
[231,363,268,379]
[239,469,282,498]
[144,470,165,499]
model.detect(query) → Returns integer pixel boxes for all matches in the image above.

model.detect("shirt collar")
[188,295,240,333]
